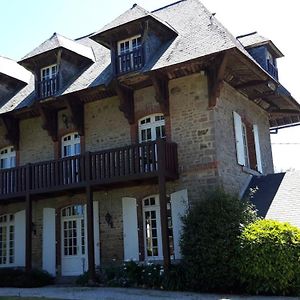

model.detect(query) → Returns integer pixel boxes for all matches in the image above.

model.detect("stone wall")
[19,117,54,164]
[214,82,274,195]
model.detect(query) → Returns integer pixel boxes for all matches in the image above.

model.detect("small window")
[39,64,58,98]
[138,114,166,143]
[61,133,81,158]
[0,146,16,169]
[117,35,143,74]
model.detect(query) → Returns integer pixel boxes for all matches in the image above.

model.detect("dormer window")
[266,51,278,79]
[117,35,143,74]
[39,64,58,98]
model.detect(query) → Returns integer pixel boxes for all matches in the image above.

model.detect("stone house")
[0,0,299,279]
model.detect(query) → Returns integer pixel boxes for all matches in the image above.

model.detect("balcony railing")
[38,75,59,99]
[267,61,278,80]
[117,48,144,75]
[0,140,178,200]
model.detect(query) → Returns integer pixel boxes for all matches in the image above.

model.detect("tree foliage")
[180,189,257,292]
[238,219,300,295]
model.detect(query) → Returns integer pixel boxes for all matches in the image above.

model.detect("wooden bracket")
[115,82,134,124]
[65,97,84,136]
[1,114,20,150]
[150,72,169,115]
[38,104,58,142]
[207,52,229,108]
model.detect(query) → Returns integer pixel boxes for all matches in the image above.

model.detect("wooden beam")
[157,139,170,270]
[150,72,169,115]
[270,110,300,116]
[114,82,134,124]
[38,104,58,142]
[1,114,20,150]
[207,52,229,108]
[25,164,32,272]
[234,80,269,90]
[65,97,84,136]
[85,152,96,283]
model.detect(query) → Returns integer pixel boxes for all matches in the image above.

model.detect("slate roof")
[20,33,95,63]
[0,56,31,84]
[237,31,284,58]
[244,171,300,228]
[0,0,297,117]
[92,3,177,37]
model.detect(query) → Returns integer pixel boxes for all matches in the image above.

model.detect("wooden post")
[157,139,170,270]
[25,163,32,271]
[85,152,96,282]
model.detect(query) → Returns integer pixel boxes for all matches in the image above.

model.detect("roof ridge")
[151,0,187,13]
[236,31,258,39]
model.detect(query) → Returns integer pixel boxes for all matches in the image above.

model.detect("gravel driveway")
[0,286,298,300]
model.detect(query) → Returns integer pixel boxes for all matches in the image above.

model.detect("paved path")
[0,286,298,300]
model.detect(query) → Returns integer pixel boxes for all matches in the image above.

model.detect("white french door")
[143,195,163,260]
[61,133,81,183]
[61,205,87,276]
[0,147,16,169]
[138,114,165,171]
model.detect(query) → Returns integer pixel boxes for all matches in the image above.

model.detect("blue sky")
[1,0,299,171]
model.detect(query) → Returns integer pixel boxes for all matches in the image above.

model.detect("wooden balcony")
[117,48,144,75]
[37,75,59,99]
[0,140,178,201]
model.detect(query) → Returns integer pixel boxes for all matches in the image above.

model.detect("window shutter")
[93,201,100,266]
[14,210,26,267]
[170,189,189,260]
[122,197,139,261]
[42,208,56,275]
[233,111,245,166]
[253,124,263,173]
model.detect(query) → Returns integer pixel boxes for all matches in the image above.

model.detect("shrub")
[238,219,300,296]
[180,189,257,292]
[0,268,54,287]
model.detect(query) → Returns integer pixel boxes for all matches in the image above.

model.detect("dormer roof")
[19,32,95,67]
[90,3,177,48]
[0,56,31,85]
[237,32,284,58]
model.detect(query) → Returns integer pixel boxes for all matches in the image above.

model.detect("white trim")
[93,201,100,266]
[233,111,246,166]
[117,35,142,54]
[42,208,56,276]
[122,197,139,261]
[142,195,163,260]
[170,189,189,260]
[253,124,263,173]
[14,210,25,267]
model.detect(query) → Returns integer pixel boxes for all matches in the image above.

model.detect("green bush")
[180,189,257,292]
[238,219,300,295]
[77,261,187,291]
[0,268,54,287]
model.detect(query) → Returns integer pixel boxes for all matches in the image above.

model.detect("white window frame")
[138,114,166,143]
[117,35,142,55]
[0,146,16,169]
[0,214,15,267]
[142,195,174,261]
[61,132,81,158]
[117,35,142,73]
[242,123,250,168]
[41,64,57,81]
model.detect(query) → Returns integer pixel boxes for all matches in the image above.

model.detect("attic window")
[117,35,143,74]
[39,64,58,98]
